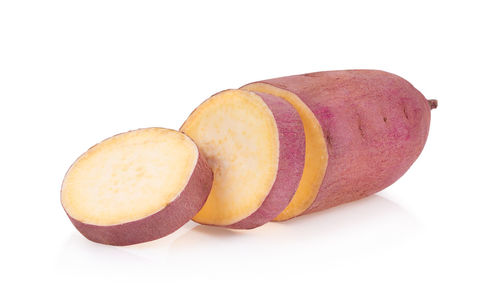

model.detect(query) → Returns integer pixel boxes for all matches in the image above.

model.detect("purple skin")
[251,70,434,216]
[227,92,306,229]
[65,154,213,246]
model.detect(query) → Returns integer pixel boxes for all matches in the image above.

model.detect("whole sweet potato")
[243,70,436,219]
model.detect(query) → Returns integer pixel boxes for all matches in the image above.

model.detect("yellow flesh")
[242,83,328,221]
[61,128,198,226]
[180,90,279,226]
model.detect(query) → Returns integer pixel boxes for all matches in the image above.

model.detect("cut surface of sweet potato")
[62,128,198,225]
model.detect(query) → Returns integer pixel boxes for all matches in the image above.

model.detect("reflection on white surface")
[173,194,418,247]
[56,194,419,275]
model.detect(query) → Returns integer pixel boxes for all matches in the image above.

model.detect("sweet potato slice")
[180,90,305,228]
[241,83,328,221]
[61,128,212,245]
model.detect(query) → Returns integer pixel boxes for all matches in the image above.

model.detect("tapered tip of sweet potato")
[428,99,438,110]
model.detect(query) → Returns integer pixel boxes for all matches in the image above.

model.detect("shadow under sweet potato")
[171,193,419,252]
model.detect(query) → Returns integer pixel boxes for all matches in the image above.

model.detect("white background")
[1,0,499,296]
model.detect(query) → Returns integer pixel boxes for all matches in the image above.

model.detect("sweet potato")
[61,128,213,245]
[180,90,305,229]
[242,70,435,220]
[61,69,436,244]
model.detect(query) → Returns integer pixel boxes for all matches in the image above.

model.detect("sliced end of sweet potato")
[181,89,305,227]
[61,128,213,245]
[241,83,328,221]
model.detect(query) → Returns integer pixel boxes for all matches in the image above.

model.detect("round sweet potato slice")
[61,128,213,246]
